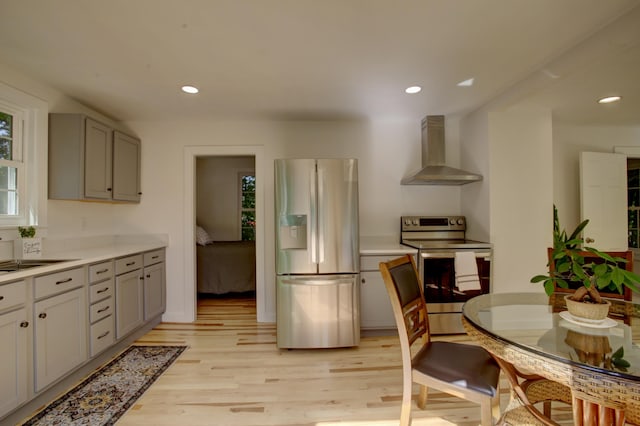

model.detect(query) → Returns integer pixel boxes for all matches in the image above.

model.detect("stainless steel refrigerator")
[275,158,360,349]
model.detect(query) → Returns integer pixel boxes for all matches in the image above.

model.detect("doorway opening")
[183,145,265,323]
[195,156,256,309]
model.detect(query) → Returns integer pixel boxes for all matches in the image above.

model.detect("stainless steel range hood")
[401,115,482,185]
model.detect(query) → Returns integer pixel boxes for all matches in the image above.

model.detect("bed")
[197,241,256,295]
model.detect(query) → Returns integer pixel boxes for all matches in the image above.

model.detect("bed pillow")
[196,226,213,246]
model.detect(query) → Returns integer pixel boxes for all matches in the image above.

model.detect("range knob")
[457,218,465,225]
[449,218,456,225]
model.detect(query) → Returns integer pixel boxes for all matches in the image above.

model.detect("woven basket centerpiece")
[564,294,611,321]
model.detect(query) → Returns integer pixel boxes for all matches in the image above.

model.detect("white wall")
[487,107,553,294]
[553,123,640,232]
[460,112,491,243]
[196,156,255,241]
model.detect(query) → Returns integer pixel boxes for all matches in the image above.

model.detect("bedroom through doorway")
[195,155,257,315]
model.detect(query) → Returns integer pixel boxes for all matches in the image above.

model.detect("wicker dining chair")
[379,254,501,426]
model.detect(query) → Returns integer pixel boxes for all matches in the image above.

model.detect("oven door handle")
[420,251,492,259]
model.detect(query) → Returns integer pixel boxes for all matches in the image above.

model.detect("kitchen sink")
[0,259,74,272]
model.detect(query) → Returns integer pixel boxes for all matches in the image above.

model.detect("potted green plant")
[531,206,640,320]
[15,226,42,259]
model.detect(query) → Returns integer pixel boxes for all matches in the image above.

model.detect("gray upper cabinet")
[84,118,113,199]
[112,131,141,202]
[49,113,141,203]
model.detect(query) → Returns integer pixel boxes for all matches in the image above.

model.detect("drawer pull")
[96,269,109,274]
[152,255,159,259]
[38,312,47,319]
[126,262,136,267]
[56,277,73,285]
[146,274,151,278]
[20,321,29,328]
[97,306,110,313]
[97,331,110,339]
[97,287,109,294]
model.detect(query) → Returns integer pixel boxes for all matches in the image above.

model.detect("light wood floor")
[113,297,574,426]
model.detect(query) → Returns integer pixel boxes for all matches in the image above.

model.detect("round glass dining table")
[462,292,640,426]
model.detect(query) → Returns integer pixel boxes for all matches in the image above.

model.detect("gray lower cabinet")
[88,261,115,357]
[360,255,404,330]
[143,249,166,320]
[0,279,28,418]
[115,254,144,339]
[33,276,87,392]
[0,247,165,422]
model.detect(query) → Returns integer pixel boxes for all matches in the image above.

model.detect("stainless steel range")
[400,215,492,334]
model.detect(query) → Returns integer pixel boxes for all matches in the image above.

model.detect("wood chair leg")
[491,392,501,423]
[481,396,496,426]
[400,380,413,426]
[417,385,428,409]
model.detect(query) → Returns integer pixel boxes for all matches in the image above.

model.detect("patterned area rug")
[21,345,187,426]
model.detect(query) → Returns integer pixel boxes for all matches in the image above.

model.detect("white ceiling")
[1,0,639,125]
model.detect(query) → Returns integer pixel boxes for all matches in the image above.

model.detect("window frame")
[0,101,25,219]
[0,81,47,229]
[238,171,256,241]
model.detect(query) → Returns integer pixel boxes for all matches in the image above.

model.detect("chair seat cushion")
[413,341,499,397]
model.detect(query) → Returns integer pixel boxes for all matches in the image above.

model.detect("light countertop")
[0,234,167,284]
[360,236,417,256]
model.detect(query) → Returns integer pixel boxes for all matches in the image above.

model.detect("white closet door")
[579,151,627,251]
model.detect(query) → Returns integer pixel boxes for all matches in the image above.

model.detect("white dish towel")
[455,251,481,291]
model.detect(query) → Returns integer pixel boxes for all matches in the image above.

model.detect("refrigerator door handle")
[309,167,318,265]
[317,166,325,264]
[281,277,355,286]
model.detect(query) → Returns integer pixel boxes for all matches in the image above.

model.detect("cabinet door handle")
[107,188,112,191]
[97,306,110,313]
[139,276,144,281]
[0,295,4,301]
[38,312,47,319]
[55,277,73,285]
[361,278,366,284]
[126,262,136,266]
[138,192,142,195]
[146,274,151,278]
[97,331,110,339]
[97,287,109,294]
[96,269,109,274]
[20,321,29,328]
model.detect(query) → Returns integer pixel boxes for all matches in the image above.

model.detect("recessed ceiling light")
[405,86,422,94]
[457,78,474,87]
[598,95,621,104]
[181,85,199,94]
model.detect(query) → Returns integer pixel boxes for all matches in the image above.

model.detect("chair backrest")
[379,254,430,350]
[547,247,634,301]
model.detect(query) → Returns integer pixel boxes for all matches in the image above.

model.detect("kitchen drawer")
[144,249,165,266]
[0,280,26,311]
[34,267,84,300]
[360,254,415,271]
[90,296,114,323]
[89,280,114,303]
[89,261,114,283]
[115,254,143,275]
[90,315,115,357]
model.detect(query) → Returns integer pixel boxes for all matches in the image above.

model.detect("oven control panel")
[401,215,466,231]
